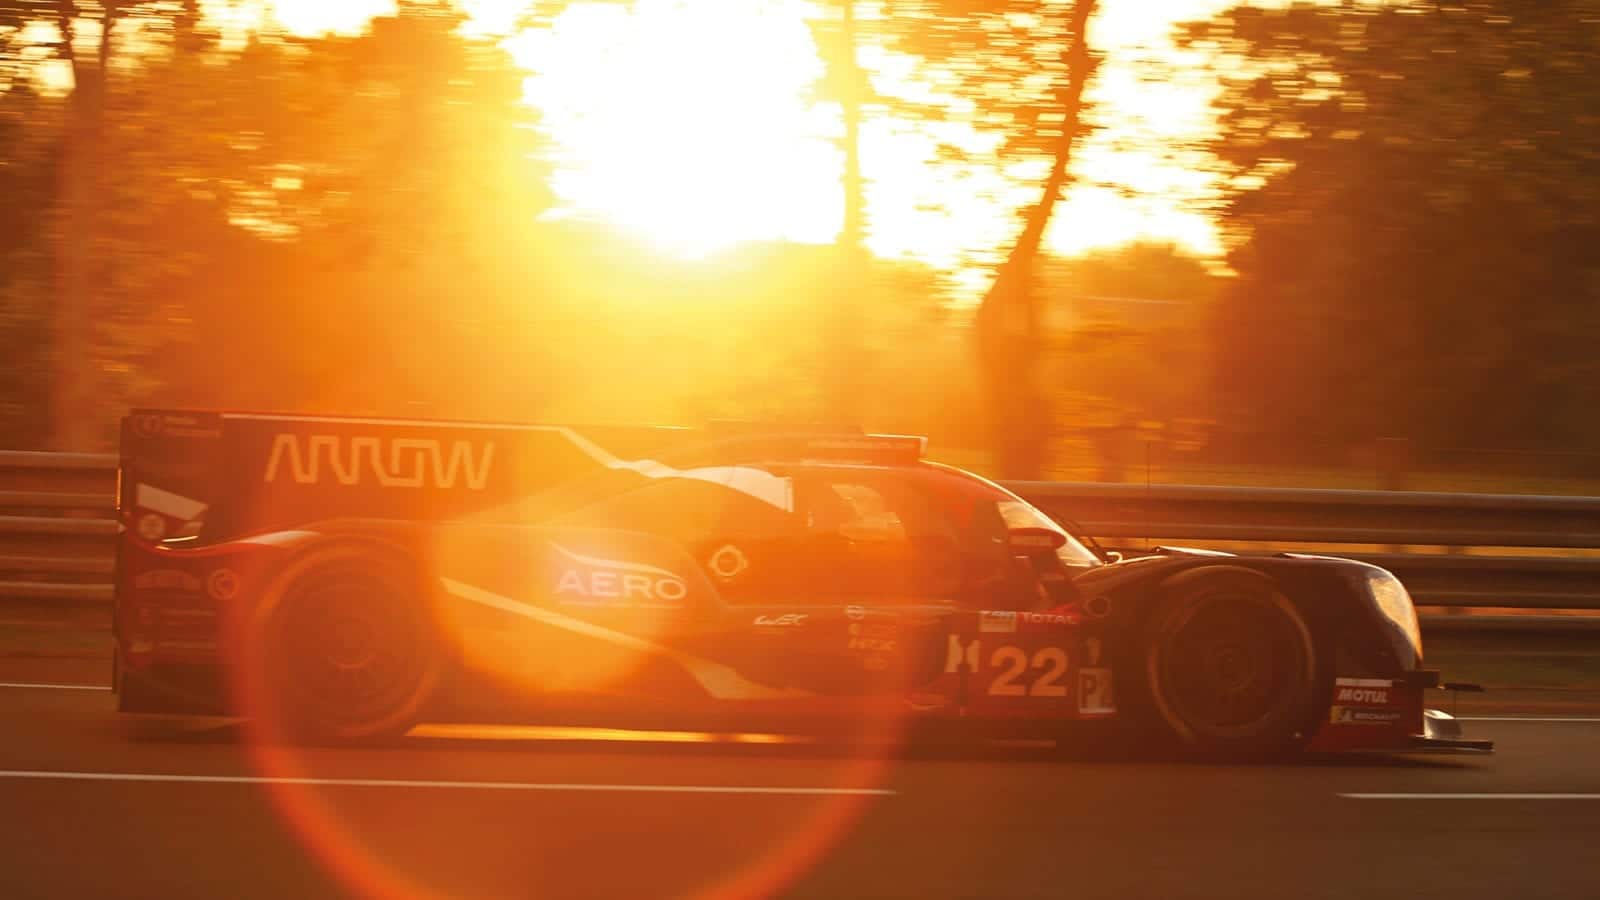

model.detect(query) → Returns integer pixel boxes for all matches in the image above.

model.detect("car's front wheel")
[1143,567,1320,760]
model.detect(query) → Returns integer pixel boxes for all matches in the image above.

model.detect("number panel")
[945,634,1101,714]
[989,647,1029,697]
[1030,647,1069,697]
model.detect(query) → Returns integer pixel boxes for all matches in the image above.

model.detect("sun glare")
[200,0,1233,272]
[511,0,843,258]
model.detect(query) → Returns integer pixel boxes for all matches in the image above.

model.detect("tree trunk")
[975,0,1098,478]
[50,3,120,450]
[824,0,867,426]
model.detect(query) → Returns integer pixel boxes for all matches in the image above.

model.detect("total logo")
[979,610,1074,634]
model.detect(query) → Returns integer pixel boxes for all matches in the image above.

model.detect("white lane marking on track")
[0,682,110,691]
[1341,793,1600,800]
[1456,716,1600,723]
[0,770,894,797]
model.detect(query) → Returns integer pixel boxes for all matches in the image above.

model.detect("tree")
[882,0,1103,477]
[151,3,557,419]
[1188,1,1600,455]
[0,78,61,446]
[0,0,220,448]
[811,1,871,425]
[1040,243,1221,479]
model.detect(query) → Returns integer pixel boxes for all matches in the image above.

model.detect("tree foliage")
[878,0,1102,477]
[0,0,983,448]
[1190,1,1600,453]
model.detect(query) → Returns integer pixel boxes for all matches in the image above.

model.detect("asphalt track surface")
[2,682,1598,900]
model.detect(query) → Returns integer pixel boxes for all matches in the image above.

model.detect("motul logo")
[1336,687,1389,704]
[263,434,495,490]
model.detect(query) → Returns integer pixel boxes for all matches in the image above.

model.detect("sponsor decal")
[848,622,897,639]
[980,610,1017,633]
[551,544,689,608]
[263,433,495,490]
[1333,678,1395,706]
[206,568,240,601]
[131,413,220,440]
[845,605,866,621]
[979,610,1070,632]
[1335,686,1391,705]
[136,513,167,541]
[945,634,981,674]
[1331,707,1403,725]
[708,545,749,579]
[441,578,816,701]
[754,613,807,627]
[987,645,1070,697]
[1017,611,1075,627]
[1084,636,1104,667]
[1077,667,1115,715]
[946,637,1073,699]
[133,569,202,592]
[848,637,897,652]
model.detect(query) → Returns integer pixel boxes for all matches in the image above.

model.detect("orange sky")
[210,1,1239,282]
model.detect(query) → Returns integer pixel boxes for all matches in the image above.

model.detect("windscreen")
[994,498,1102,569]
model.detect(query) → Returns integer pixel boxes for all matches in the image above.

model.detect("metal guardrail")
[2,452,1599,626]
[1012,481,1600,549]
[0,451,118,605]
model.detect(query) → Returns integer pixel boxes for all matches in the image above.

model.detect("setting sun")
[510,0,842,257]
[212,0,1234,271]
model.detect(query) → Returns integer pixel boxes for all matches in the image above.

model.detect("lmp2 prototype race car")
[113,410,1490,759]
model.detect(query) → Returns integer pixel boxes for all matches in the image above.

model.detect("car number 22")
[946,637,1069,697]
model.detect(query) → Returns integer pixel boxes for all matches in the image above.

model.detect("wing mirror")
[1007,527,1067,551]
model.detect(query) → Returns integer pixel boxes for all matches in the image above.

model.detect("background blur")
[4,0,1598,492]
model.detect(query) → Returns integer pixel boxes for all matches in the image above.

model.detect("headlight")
[1365,569,1422,669]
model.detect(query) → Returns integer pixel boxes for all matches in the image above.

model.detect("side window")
[546,477,741,546]
[959,496,1013,607]
[817,482,907,543]
[799,472,962,604]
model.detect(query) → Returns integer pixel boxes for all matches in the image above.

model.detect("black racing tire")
[242,544,442,745]
[1143,567,1320,761]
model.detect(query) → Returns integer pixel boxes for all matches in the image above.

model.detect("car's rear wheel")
[244,544,441,744]
[1144,568,1319,760]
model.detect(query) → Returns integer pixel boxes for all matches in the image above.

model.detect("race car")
[112,410,1491,759]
